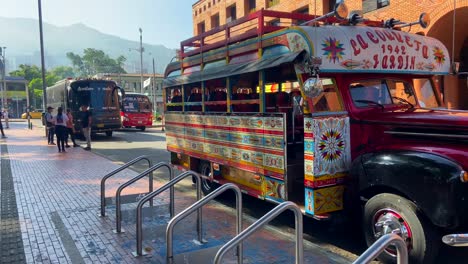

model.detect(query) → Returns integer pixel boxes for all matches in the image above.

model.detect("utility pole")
[139,28,144,93]
[152,57,156,114]
[38,0,47,111]
[0,47,5,109]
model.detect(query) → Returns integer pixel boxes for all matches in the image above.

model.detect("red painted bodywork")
[333,73,468,171]
[121,111,153,127]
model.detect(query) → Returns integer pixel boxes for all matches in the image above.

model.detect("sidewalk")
[0,122,353,264]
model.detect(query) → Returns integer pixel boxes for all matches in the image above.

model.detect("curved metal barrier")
[166,183,243,264]
[115,162,173,233]
[214,201,303,264]
[100,155,152,217]
[443,233,468,247]
[352,234,408,264]
[133,170,203,257]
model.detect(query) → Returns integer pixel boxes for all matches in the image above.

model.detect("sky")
[0,0,196,49]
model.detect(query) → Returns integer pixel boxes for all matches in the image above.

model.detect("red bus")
[120,92,153,131]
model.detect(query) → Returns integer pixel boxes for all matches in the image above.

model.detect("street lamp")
[139,28,144,93]
[129,28,144,93]
[38,0,47,112]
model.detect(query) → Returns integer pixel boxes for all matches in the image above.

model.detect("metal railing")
[443,233,468,247]
[166,183,243,264]
[214,201,303,264]
[352,234,408,264]
[115,162,173,233]
[100,155,152,217]
[133,170,203,257]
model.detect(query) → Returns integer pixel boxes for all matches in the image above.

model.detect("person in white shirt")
[2,109,9,128]
[53,107,69,153]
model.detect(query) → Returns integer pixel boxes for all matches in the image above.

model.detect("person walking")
[45,106,55,145]
[80,103,92,150]
[2,109,9,128]
[66,108,78,147]
[53,107,68,153]
[0,110,6,138]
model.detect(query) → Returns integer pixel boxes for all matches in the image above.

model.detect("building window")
[199,8,202,14]
[204,5,206,11]
[245,0,256,14]
[213,0,216,5]
[363,0,390,13]
[208,2,211,8]
[211,13,220,29]
[226,4,237,23]
[266,0,280,8]
[197,21,206,35]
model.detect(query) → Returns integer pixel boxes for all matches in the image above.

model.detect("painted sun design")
[322,37,345,63]
[433,47,445,65]
[318,129,345,162]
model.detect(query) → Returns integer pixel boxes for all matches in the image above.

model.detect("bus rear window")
[123,95,152,113]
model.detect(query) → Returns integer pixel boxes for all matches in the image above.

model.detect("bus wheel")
[199,161,218,195]
[105,131,113,137]
[139,126,146,131]
[363,193,439,264]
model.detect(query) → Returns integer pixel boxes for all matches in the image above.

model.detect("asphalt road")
[83,126,467,264]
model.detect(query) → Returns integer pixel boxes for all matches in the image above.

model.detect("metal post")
[100,156,152,217]
[0,47,4,110]
[115,162,172,233]
[134,171,201,257]
[38,0,47,111]
[0,47,8,109]
[26,81,31,129]
[352,234,408,264]
[166,183,242,263]
[214,201,303,264]
[152,58,156,114]
[139,28,144,93]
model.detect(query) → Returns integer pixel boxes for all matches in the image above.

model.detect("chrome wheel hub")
[373,208,412,256]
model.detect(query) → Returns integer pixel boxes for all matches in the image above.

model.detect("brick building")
[191,0,468,109]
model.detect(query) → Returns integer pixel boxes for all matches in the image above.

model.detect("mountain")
[0,17,176,74]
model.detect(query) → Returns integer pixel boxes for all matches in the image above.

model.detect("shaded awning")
[164,50,305,87]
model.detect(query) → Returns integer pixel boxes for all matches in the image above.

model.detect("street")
[83,125,468,264]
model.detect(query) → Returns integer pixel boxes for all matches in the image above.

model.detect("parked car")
[21,109,43,119]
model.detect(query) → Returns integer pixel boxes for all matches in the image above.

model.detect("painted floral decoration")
[322,37,345,63]
[433,47,445,66]
[318,129,344,162]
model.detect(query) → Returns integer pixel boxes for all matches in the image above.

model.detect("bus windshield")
[69,81,119,111]
[122,94,152,113]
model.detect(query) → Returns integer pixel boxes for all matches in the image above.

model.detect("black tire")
[363,193,439,264]
[198,161,219,195]
[105,131,113,137]
[139,126,146,131]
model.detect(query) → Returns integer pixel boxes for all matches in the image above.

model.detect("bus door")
[301,76,351,216]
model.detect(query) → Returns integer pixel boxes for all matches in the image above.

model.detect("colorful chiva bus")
[163,5,467,263]
[120,92,153,131]
[47,78,123,137]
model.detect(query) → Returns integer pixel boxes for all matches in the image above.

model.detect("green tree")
[50,66,75,79]
[9,64,61,109]
[9,64,42,80]
[67,48,126,77]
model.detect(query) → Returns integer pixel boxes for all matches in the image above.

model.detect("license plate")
[97,124,104,128]
[138,121,142,124]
